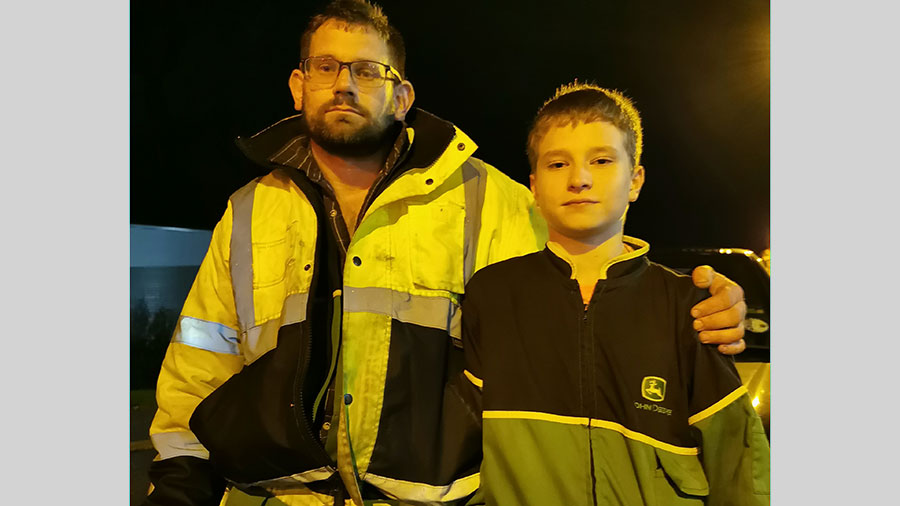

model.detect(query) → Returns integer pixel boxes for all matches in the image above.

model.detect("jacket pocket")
[252,237,289,289]
[654,448,709,501]
[408,201,465,293]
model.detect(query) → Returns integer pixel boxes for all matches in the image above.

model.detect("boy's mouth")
[563,199,598,206]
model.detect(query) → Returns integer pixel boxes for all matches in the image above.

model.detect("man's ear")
[289,69,305,111]
[392,79,415,121]
[629,165,645,202]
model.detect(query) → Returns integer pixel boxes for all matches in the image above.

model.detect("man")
[145,1,748,505]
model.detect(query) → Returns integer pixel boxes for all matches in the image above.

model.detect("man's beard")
[303,97,398,158]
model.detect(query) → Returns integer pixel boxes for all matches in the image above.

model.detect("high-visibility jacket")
[146,109,547,505]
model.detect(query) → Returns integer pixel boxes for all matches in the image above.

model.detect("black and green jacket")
[462,237,770,506]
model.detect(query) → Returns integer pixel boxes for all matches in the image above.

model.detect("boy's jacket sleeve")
[687,325,770,506]
[145,201,246,505]
[460,273,488,506]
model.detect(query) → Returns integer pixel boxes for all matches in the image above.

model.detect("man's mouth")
[327,106,363,116]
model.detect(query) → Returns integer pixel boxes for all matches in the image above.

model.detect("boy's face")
[530,120,645,244]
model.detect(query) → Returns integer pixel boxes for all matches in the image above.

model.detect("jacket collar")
[234,108,468,183]
[543,236,650,283]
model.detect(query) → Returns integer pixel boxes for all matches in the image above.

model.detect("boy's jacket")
[463,239,770,506]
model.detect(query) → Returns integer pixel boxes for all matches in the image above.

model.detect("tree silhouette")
[131,299,179,389]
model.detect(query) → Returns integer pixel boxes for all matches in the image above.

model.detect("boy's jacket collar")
[543,236,651,284]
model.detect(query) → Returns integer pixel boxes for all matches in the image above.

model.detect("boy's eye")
[547,161,567,170]
[591,158,613,165]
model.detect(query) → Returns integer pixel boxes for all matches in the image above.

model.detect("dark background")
[131,0,769,252]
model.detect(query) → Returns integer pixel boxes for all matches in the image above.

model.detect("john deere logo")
[641,376,666,402]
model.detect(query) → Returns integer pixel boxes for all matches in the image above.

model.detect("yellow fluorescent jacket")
[148,110,547,505]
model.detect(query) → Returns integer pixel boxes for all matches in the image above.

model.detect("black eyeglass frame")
[300,56,402,88]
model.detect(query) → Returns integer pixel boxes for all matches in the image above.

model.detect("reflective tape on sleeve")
[150,430,210,460]
[229,180,257,331]
[172,316,240,355]
[461,159,487,284]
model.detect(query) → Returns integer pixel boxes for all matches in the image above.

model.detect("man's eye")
[316,62,336,73]
[355,67,379,79]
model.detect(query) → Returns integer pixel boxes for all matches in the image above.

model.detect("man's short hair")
[527,82,643,172]
[300,0,407,78]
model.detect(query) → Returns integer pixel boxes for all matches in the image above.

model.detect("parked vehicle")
[649,247,770,435]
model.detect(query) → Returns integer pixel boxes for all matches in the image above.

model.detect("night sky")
[131,0,770,252]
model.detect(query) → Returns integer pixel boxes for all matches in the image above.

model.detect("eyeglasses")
[300,56,402,89]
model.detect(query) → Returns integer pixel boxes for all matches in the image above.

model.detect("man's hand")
[690,265,746,355]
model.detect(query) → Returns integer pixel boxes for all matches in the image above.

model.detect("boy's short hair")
[527,82,643,172]
[300,0,407,78]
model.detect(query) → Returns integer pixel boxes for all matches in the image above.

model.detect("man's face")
[297,20,398,157]
[530,120,644,244]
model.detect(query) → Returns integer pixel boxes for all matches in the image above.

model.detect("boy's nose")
[568,164,592,190]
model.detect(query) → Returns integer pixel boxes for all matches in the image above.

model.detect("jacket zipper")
[583,283,606,506]
[292,321,333,465]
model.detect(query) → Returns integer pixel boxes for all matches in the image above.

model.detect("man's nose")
[333,65,358,95]
[568,163,592,190]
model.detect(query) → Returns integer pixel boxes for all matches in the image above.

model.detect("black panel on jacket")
[190,322,333,484]
[367,320,482,486]
[144,456,226,506]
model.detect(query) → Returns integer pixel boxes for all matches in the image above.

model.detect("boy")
[462,83,770,505]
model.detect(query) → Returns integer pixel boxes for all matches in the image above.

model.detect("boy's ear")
[529,173,538,199]
[289,69,305,111]
[629,165,645,202]
[392,79,415,121]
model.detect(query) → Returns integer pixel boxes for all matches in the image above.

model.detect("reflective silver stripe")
[229,181,257,332]
[172,316,240,355]
[242,466,336,488]
[343,286,460,338]
[461,159,487,284]
[363,472,480,503]
[241,292,310,365]
[150,430,209,460]
[449,306,462,342]
[281,291,309,326]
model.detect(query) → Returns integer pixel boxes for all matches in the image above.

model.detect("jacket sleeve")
[467,159,547,275]
[688,338,770,506]
[145,200,247,506]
